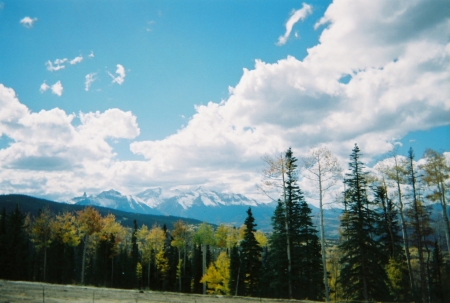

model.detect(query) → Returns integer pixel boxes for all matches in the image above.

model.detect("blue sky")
[0,0,449,203]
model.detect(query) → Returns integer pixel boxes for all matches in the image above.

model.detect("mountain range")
[68,188,342,236]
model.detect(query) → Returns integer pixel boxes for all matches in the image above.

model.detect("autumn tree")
[383,149,415,292]
[77,206,103,284]
[420,148,450,252]
[171,220,189,291]
[30,207,53,282]
[193,222,216,294]
[200,251,230,295]
[302,147,341,302]
[260,152,293,297]
[406,147,431,303]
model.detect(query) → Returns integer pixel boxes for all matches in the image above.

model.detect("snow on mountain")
[69,189,162,215]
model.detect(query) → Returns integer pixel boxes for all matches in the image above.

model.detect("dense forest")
[0,145,448,303]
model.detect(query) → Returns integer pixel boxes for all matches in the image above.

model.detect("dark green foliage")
[374,185,403,260]
[429,241,450,303]
[229,245,244,296]
[266,148,324,300]
[240,207,262,296]
[131,220,139,288]
[339,144,389,302]
[0,207,6,279]
[4,204,29,280]
[191,244,203,293]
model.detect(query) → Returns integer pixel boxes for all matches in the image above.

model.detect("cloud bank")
[1,0,449,202]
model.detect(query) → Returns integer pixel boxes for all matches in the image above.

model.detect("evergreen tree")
[429,241,445,303]
[131,219,139,288]
[229,245,244,296]
[0,207,6,279]
[240,207,262,296]
[5,204,30,280]
[339,144,389,301]
[267,148,324,300]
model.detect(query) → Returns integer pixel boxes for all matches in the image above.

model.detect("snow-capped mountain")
[69,189,162,216]
[69,187,276,230]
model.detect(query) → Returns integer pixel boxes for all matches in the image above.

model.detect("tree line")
[0,145,448,303]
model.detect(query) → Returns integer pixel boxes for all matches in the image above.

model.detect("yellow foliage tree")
[200,251,230,295]
[31,207,53,282]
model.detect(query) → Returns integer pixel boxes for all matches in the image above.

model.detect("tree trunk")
[148,254,151,290]
[318,167,330,302]
[281,159,293,299]
[81,235,87,285]
[437,179,450,252]
[43,246,47,282]
[178,249,182,292]
[394,155,415,293]
[202,244,206,294]
[409,151,428,303]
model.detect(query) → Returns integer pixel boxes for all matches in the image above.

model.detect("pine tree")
[240,207,262,296]
[339,144,389,301]
[4,204,29,280]
[267,148,324,300]
[229,244,244,296]
[131,219,139,288]
[0,207,6,279]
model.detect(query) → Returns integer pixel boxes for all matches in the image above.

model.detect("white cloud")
[70,55,83,65]
[39,81,49,93]
[130,0,449,201]
[1,0,449,203]
[51,81,63,96]
[0,84,140,199]
[88,51,95,58]
[85,73,97,91]
[108,64,126,85]
[46,58,67,72]
[20,16,37,28]
[277,3,312,46]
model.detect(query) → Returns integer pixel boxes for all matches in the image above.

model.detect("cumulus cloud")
[277,3,312,46]
[51,81,63,96]
[20,16,37,28]
[108,64,126,85]
[85,73,97,91]
[130,0,449,200]
[46,58,67,72]
[0,84,140,199]
[70,55,83,65]
[1,0,449,203]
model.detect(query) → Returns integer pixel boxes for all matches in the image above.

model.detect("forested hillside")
[0,147,448,303]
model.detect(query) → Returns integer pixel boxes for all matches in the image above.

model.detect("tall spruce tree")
[267,148,323,300]
[339,144,389,301]
[240,207,262,296]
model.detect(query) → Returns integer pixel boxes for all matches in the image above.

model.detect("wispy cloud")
[108,64,126,85]
[88,51,94,58]
[85,73,97,91]
[70,55,83,65]
[39,81,50,93]
[51,81,63,96]
[46,58,67,72]
[277,3,312,46]
[20,16,38,28]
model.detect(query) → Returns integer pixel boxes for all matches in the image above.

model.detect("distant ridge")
[0,194,205,230]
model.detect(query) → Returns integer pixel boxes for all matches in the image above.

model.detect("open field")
[0,280,319,303]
